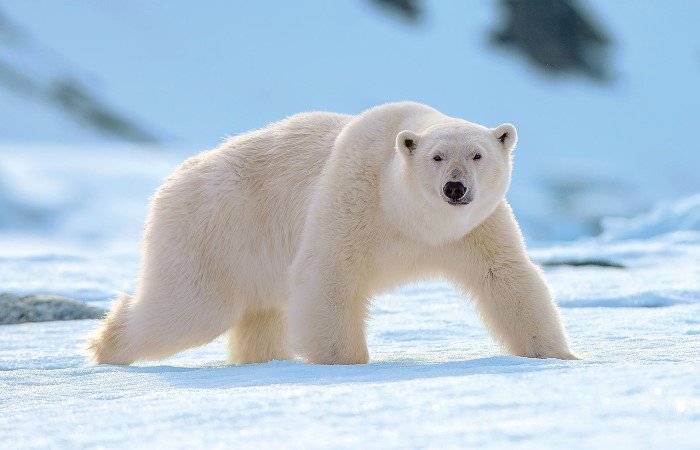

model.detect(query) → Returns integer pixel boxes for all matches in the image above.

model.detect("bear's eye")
[473,153,482,161]
[433,155,443,162]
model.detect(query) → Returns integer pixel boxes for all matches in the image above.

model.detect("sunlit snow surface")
[1,147,699,449]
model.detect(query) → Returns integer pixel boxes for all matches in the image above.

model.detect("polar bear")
[87,101,576,365]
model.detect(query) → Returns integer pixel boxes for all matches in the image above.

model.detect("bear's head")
[389,121,517,242]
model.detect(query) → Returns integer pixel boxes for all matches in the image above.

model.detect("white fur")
[87,102,576,365]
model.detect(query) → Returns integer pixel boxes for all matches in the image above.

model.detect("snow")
[600,194,700,241]
[1,240,699,448]
[0,145,187,256]
[1,145,699,448]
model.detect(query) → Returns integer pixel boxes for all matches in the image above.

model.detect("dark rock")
[0,293,105,325]
[491,0,612,81]
[369,0,423,23]
[540,259,625,269]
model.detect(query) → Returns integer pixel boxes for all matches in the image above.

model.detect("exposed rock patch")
[0,293,105,325]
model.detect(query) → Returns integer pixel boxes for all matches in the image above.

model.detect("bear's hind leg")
[228,307,291,365]
[87,291,235,365]
[86,293,134,365]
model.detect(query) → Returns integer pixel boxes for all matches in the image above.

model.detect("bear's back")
[226,111,354,203]
[216,112,356,270]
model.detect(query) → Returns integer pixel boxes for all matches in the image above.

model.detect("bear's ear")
[396,130,419,157]
[492,123,518,152]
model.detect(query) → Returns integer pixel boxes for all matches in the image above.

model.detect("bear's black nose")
[443,181,466,201]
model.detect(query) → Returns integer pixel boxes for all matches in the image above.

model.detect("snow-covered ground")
[1,144,699,449]
[1,230,699,449]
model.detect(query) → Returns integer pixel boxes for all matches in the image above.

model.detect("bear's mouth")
[445,191,473,205]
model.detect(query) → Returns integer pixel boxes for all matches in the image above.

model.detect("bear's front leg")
[472,260,577,359]
[289,240,371,365]
[447,202,577,360]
